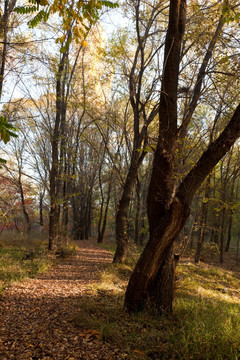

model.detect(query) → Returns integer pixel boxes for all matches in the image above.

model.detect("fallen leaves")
[79,329,101,343]
[0,240,125,359]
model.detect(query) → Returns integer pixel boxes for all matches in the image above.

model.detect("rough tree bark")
[125,100,240,312]
[124,0,240,313]
[125,0,187,312]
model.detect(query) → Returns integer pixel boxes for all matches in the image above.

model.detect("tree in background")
[110,0,166,262]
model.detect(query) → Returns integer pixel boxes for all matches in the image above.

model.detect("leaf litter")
[0,239,127,359]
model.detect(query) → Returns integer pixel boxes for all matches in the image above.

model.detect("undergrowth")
[73,259,240,360]
[0,231,76,293]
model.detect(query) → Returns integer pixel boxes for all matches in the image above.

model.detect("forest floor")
[1,237,240,360]
[0,239,127,360]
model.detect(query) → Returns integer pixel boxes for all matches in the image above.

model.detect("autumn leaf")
[81,40,88,47]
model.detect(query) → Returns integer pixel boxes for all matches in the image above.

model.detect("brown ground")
[0,239,126,360]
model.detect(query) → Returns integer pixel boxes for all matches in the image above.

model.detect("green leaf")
[0,116,18,145]
[14,6,38,14]
[101,1,119,9]
[28,10,49,28]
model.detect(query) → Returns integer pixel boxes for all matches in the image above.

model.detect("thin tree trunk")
[236,232,240,266]
[195,176,211,263]
[49,54,66,250]
[219,207,226,264]
[0,0,9,100]
[49,31,72,250]
[112,0,163,262]
[225,209,233,252]
[113,156,140,263]
[189,209,199,249]
[97,162,104,243]
[225,171,238,252]
[18,172,31,232]
[61,152,69,233]
[134,177,141,245]
[210,171,219,245]
[98,178,112,244]
[0,0,17,99]
[39,191,44,227]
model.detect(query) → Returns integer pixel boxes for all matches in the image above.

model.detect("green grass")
[1,232,240,359]
[72,259,240,360]
[98,242,116,255]
[99,241,144,265]
[0,231,79,293]
[0,231,53,292]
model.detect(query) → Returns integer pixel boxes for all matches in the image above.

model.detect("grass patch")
[98,239,144,265]
[0,230,80,295]
[0,231,79,293]
[55,243,77,258]
[72,260,240,359]
[98,242,117,254]
[0,231,54,292]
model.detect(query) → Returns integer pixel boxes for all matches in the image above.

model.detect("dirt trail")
[0,239,125,360]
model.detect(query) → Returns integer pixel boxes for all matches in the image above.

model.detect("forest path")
[0,239,124,360]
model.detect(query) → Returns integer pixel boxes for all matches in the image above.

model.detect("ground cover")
[0,232,53,293]
[0,236,240,359]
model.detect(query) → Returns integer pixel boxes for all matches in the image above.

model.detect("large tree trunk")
[125,0,240,313]
[125,100,240,313]
[125,0,187,312]
[125,198,189,312]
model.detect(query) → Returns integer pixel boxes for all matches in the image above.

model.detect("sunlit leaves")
[222,1,240,24]
[14,0,118,45]
[81,40,88,47]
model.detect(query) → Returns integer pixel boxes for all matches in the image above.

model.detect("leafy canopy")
[14,0,118,45]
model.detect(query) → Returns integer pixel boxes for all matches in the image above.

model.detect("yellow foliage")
[81,40,88,47]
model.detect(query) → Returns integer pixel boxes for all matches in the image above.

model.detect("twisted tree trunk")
[125,0,240,313]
